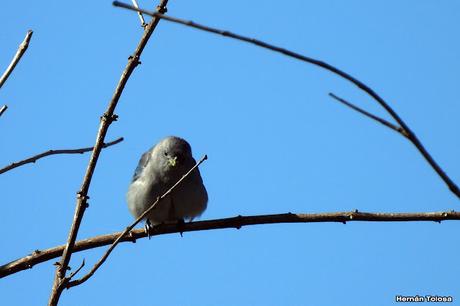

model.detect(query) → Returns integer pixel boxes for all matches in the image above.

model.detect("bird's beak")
[168,156,178,167]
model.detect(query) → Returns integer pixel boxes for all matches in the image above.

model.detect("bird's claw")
[144,220,153,240]
[177,218,185,237]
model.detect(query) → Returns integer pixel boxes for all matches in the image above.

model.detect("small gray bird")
[127,136,208,230]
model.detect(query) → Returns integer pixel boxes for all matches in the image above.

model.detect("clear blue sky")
[1,1,459,305]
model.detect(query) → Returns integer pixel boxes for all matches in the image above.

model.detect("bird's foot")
[144,220,153,240]
[177,218,185,237]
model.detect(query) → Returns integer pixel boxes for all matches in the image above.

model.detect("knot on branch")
[157,6,167,14]
[76,192,90,201]
[53,262,71,271]
[101,113,119,123]
[348,209,360,220]
[127,55,141,66]
[234,215,243,229]
[128,230,137,243]
[398,127,409,137]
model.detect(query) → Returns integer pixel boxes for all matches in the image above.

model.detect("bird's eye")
[164,152,168,156]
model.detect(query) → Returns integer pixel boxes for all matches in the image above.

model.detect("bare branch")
[0,137,124,175]
[0,105,7,117]
[113,1,460,200]
[67,259,85,280]
[2,210,459,279]
[0,30,33,89]
[329,93,406,136]
[329,91,460,198]
[67,155,207,288]
[48,2,169,305]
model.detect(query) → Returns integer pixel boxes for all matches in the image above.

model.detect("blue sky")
[1,1,459,305]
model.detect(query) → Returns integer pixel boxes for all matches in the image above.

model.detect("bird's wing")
[132,149,151,182]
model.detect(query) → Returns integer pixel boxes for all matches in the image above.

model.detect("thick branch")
[113,1,460,199]
[0,137,124,175]
[48,1,169,305]
[2,210,459,279]
[0,30,33,89]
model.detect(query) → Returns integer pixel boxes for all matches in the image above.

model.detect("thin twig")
[48,1,169,305]
[0,137,124,175]
[0,105,7,117]
[0,30,33,89]
[66,155,207,288]
[329,91,460,197]
[113,1,460,200]
[329,93,406,136]
[2,210,459,279]
[131,0,146,27]
[67,260,85,280]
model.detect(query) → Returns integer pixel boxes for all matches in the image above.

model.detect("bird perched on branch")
[127,136,208,233]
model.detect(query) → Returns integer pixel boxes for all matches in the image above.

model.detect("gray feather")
[126,136,208,225]
[132,149,152,182]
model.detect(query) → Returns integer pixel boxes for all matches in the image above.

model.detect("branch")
[48,1,169,305]
[113,1,460,200]
[67,259,85,280]
[0,105,7,117]
[0,137,124,175]
[329,93,405,135]
[0,30,33,89]
[66,154,207,288]
[328,92,460,198]
[2,210,459,279]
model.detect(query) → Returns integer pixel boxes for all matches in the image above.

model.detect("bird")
[126,136,208,234]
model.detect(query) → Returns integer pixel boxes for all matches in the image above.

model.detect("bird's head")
[158,136,194,172]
